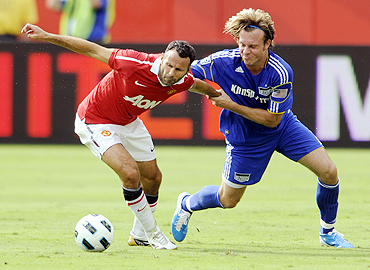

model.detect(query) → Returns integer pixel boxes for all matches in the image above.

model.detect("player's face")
[237,29,271,73]
[158,50,190,86]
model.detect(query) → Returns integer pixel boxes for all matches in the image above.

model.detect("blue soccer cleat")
[171,192,192,242]
[319,229,354,248]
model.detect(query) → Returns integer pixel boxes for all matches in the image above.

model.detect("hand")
[21,24,49,41]
[208,89,234,109]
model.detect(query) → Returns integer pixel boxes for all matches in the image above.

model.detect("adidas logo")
[235,66,244,73]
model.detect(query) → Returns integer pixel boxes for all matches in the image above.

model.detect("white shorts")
[74,114,156,161]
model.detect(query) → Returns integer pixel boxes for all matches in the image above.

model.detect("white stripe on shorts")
[222,175,246,189]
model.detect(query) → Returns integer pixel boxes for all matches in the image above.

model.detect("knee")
[219,196,240,209]
[118,165,140,185]
[319,162,338,185]
[218,185,244,209]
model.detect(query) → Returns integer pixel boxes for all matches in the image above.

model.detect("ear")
[265,39,272,50]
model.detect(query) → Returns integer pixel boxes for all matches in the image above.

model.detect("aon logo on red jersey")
[123,95,162,109]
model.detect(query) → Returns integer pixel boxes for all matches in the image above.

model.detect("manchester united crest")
[101,130,112,136]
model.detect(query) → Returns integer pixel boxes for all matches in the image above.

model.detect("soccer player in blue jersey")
[171,8,354,248]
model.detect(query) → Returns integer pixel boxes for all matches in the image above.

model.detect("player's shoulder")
[267,50,293,82]
[197,48,240,65]
[212,48,240,62]
[112,48,159,63]
[109,49,161,74]
[267,51,292,72]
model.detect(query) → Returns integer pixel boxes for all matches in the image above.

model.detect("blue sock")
[182,185,223,212]
[316,178,339,234]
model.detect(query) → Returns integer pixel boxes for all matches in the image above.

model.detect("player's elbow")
[264,113,283,128]
[264,121,280,128]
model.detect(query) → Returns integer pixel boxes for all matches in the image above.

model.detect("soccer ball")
[74,214,114,252]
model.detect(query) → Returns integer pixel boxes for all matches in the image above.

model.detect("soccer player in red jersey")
[22,23,221,250]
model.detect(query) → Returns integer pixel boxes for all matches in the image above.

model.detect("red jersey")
[77,49,195,125]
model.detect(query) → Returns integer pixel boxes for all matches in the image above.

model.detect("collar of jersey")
[151,57,186,86]
[265,53,270,68]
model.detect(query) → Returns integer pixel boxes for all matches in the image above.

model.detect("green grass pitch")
[0,145,369,269]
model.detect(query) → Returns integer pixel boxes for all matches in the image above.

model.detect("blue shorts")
[222,114,323,188]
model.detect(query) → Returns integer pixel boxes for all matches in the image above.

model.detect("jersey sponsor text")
[123,95,162,109]
[230,84,270,104]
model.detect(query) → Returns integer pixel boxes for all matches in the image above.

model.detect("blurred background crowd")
[1,0,370,46]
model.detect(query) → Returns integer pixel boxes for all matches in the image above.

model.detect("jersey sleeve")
[179,72,195,91]
[267,54,294,114]
[268,82,293,114]
[109,49,146,78]
[191,53,220,82]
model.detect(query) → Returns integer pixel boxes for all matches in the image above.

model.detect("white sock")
[131,203,157,239]
[126,191,156,235]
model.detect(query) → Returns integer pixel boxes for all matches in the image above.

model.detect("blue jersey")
[191,48,294,145]
[192,48,323,186]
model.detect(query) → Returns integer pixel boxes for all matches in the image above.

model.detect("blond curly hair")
[224,8,276,49]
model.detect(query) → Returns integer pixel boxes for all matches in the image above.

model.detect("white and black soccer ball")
[74,214,114,252]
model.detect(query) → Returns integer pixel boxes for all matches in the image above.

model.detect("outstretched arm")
[209,89,283,128]
[189,78,222,98]
[21,23,114,64]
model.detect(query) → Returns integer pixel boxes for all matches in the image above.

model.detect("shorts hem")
[222,175,248,188]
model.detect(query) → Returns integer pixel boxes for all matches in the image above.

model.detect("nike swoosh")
[137,206,146,212]
[135,80,147,87]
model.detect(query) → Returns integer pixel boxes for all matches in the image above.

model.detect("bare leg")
[298,147,341,235]
[101,144,157,238]
[137,159,162,195]
[298,147,338,185]
[218,181,247,209]
[102,143,141,189]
